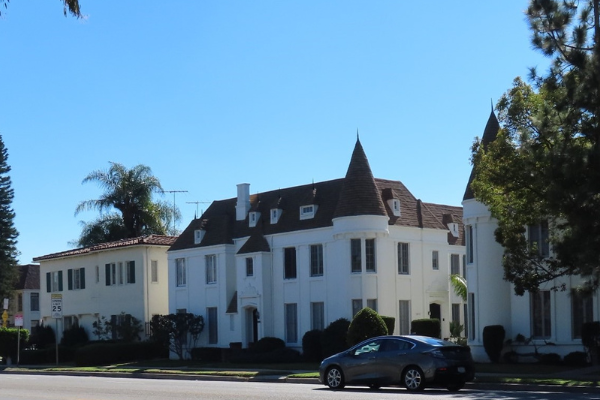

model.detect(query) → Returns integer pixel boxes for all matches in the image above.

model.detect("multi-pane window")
[310,244,324,277]
[451,254,460,275]
[466,225,473,264]
[151,260,158,283]
[206,255,217,284]
[246,257,254,277]
[30,293,39,312]
[468,293,475,340]
[432,251,439,270]
[367,299,378,312]
[464,303,469,338]
[17,293,22,312]
[528,221,550,257]
[351,239,361,272]
[284,247,297,279]
[117,262,124,284]
[207,307,218,344]
[285,303,298,343]
[47,271,63,292]
[104,263,117,286]
[452,303,460,323]
[398,243,409,274]
[398,300,410,335]
[366,239,376,272]
[352,299,363,317]
[68,268,85,290]
[311,302,325,330]
[95,265,100,283]
[571,290,593,339]
[531,290,551,338]
[176,258,186,287]
[126,261,135,284]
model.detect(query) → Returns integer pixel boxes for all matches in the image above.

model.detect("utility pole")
[162,190,188,234]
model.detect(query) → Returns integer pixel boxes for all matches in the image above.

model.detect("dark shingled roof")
[16,264,40,290]
[170,139,464,252]
[33,235,178,261]
[464,109,500,201]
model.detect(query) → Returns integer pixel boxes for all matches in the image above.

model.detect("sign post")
[14,313,23,365]
[2,298,8,328]
[51,294,63,365]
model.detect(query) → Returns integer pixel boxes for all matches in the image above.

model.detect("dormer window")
[194,229,205,244]
[387,199,401,217]
[270,208,282,224]
[249,212,260,228]
[448,222,459,238]
[300,205,317,220]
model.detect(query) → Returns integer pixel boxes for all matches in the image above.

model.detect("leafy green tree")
[1,0,82,18]
[346,307,388,347]
[450,274,467,301]
[74,162,180,246]
[150,313,204,360]
[0,136,19,301]
[471,0,600,295]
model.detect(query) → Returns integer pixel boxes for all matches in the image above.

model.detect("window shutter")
[68,269,73,290]
[58,270,63,291]
[80,268,85,289]
[46,272,51,293]
[128,261,135,284]
[105,264,111,286]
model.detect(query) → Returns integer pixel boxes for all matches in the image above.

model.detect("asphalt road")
[1,374,599,400]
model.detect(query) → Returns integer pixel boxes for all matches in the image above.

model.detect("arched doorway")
[429,303,441,322]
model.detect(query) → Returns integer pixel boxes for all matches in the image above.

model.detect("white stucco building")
[33,235,176,341]
[462,110,596,362]
[168,139,466,352]
[6,264,41,331]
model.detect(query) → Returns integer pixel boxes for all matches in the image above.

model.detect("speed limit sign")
[51,294,63,318]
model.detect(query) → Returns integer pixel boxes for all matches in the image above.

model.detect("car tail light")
[429,349,445,359]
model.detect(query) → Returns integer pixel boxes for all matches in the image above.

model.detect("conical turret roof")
[333,138,387,218]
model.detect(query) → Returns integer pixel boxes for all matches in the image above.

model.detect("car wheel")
[368,384,381,390]
[447,382,465,392]
[403,366,425,391]
[326,366,345,390]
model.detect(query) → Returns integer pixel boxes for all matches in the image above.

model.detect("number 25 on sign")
[51,294,62,318]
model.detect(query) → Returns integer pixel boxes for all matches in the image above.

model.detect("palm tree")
[74,162,179,246]
[450,274,467,302]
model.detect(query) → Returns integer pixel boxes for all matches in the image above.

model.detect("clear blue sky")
[2,1,545,264]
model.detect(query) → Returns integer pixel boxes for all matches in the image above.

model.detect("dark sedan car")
[319,335,474,392]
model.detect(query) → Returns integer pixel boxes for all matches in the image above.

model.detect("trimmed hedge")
[0,328,30,361]
[564,351,590,367]
[74,341,164,366]
[191,347,222,362]
[381,316,395,335]
[482,325,505,363]
[229,347,301,364]
[321,318,350,358]
[302,329,323,362]
[347,308,388,347]
[411,319,441,338]
[252,337,285,353]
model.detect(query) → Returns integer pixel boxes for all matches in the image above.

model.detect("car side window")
[353,340,382,356]
[383,339,413,352]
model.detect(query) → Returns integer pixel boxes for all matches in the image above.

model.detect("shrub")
[0,328,30,361]
[61,326,89,347]
[321,318,350,358]
[380,316,395,335]
[347,308,388,347]
[411,319,441,338]
[74,341,164,366]
[302,329,323,362]
[564,351,590,367]
[252,337,285,353]
[230,347,301,364]
[539,352,562,365]
[190,347,222,362]
[482,325,505,363]
[29,324,55,349]
[582,321,600,363]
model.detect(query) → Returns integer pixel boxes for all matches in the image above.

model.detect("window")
[398,243,409,274]
[531,290,551,338]
[366,239,376,272]
[64,315,78,331]
[451,254,460,275]
[300,205,316,220]
[432,251,439,270]
[270,208,281,224]
[105,263,117,286]
[462,255,466,277]
[398,300,410,335]
[352,299,363,317]
[246,257,254,277]
[571,290,593,339]
[351,239,361,273]
[194,229,205,244]
[46,271,63,292]
[452,303,460,323]
[249,211,259,227]
[117,262,124,284]
[151,260,158,283]
[30,293,39,312]
[285,303,298,343]
[208,307,218,344]
[110,314,130,340]
[176,258,186,287]
[466,225,473,264]
[126,261,135,284]
[367,299,378,312]
[68,268,85,290]
[310,244,323,277]
[284,247,297,279]
[528,221,550,257]
[464,303,469,338]
[311,302,324,330]
[468,293,475,340]
[390,199,401,216]
[17,293,22,312]
[206,255,217,284]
